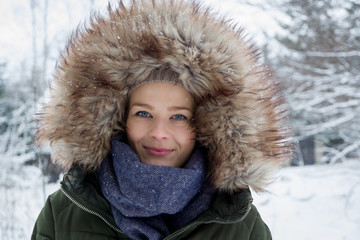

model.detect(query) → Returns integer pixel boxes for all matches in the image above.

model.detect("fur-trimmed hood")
[38,0,293,192]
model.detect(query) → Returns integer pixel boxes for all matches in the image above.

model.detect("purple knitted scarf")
[98,136,214,240]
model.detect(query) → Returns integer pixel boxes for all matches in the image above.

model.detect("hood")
[37,0,293,192]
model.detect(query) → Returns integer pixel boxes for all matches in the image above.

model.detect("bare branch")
[330,141,360,164]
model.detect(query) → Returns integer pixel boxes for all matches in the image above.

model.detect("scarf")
[98,136,214,240]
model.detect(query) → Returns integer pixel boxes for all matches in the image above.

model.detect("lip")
[144,146,174,157]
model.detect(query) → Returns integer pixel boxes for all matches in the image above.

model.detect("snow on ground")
[0,162,59,240]
[1,158,359,239]
[253,160,360,240]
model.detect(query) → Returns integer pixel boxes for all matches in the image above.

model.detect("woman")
[32,0,293,239]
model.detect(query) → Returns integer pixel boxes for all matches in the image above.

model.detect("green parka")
[32,0,292,239]
[32,166,271,240]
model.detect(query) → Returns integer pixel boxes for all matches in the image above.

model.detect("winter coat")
[32,0,292,239]
[32,166,271,240]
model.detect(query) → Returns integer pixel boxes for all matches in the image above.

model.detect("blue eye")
[136,111,151,118]
[172,114,187,120]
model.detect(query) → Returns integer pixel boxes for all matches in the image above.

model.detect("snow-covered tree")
[270,0,360,163]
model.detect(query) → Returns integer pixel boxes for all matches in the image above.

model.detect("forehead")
[129,82,195,109]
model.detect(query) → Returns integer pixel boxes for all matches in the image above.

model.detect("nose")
[149,118,170,140]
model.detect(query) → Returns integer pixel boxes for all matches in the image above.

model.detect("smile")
[144,146,174,157]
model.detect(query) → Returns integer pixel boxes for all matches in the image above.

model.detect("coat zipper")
[60,186,123,234]
[164,221,198,240]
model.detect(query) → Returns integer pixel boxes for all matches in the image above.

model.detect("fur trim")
[37,0,293,192]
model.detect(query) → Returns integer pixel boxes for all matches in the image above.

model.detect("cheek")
[126,121,142,145]
[179,130,196,163]
[176,128,196,146]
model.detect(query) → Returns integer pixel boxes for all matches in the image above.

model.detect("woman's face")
[126,82,196,168]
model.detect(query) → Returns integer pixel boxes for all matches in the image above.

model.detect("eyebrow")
[168,106,192,112]
[130,103,192,112]
[130,103,153,110]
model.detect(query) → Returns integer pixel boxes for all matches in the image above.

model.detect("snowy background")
[1,0,359,239]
